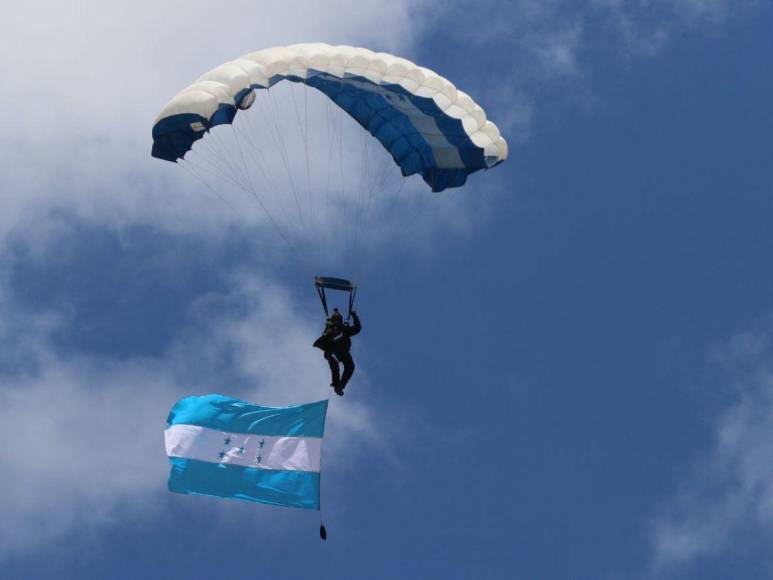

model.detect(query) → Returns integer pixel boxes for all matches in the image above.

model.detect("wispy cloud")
[426,0,759,141]
[651,318,773,572]
[0,2,428,556]
[0,0,762,562]
[0,249,385,557]
[0,0,486,270]
[593,0,755,57]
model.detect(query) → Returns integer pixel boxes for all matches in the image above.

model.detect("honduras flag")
[165,395,328,510]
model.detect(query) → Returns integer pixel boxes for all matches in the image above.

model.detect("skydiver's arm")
[346,311,361,336]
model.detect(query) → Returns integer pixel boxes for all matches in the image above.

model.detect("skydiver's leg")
[324,352,341,387]
[339,352,355,389]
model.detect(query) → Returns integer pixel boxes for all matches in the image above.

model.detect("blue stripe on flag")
[167,395,328,438]
[168,457,321,510]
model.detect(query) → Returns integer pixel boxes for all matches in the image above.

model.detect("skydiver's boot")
[326,353,341,394]
[330,366,343,396]
[339,353,355,391]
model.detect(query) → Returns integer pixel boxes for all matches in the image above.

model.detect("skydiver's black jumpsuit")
[313,312,361,389]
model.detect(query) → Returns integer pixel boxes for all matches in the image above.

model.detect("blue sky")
[1,1,772,579]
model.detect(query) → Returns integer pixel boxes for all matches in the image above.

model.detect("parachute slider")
[315,276,356,292]
[315,276,357,320]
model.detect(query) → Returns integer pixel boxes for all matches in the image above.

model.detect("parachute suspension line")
[352,107,372,260]
[323,92,335,267]
[359,131,392,262]
[299,82,316,264]
[180,156,310,277]
[380,171,418,226]
[204,129,266,203]
[338,103,354,258]
[186,126,314,276]
[186,139,238,188]
[412,189,444,227]
[287,84,309,228]
[390,182,449,259]
[196,136,253,194]
[368,144,396,209]
[184,141,310,275]
[352,177,409,284]
[304,84,312,192]
[288,82,313,225]
[182,147,256,199]
[231,115,300,244]
[335,103,352,255]
[231,119,304,244]
[349,127,371,268]
[303,84,314,245]
[177,159,239,212]
[335,81,354,258]
[186,150,239,189]
[265,87,311,244]
[351,124,370,260]
[323,96,332,194]
[357,144,395,265]
[229,126,315,277]
[257,89,310,249]
[328,96,350,267]
[206,130,251,190]
[322,76,347,259]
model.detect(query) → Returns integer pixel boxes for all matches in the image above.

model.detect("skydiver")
[313,308,361,396]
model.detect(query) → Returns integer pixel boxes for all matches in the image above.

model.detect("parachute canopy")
[152,43,508,192]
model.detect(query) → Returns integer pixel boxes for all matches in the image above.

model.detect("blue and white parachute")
[152,43,507,192]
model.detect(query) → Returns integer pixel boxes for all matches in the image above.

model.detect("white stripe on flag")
[165,424,322,473]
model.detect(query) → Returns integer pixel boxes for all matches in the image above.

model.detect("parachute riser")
[347,287,357,321]
[315,276,357,320]
[316,285,330,318]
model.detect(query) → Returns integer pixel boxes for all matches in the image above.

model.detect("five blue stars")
[217,436,268,464]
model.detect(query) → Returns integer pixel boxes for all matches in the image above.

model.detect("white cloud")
[0,0,500,306]
[0,0,761,562]
[592,0,759,57]
[651,319,773,571]
[0,0,487,264]
[0,2,427,557]
[0,357,174,556]
[0,261,385,558]
[429,1,587,139]
[428,0,759,143]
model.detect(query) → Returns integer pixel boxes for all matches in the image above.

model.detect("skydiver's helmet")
[330,309,343,325]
